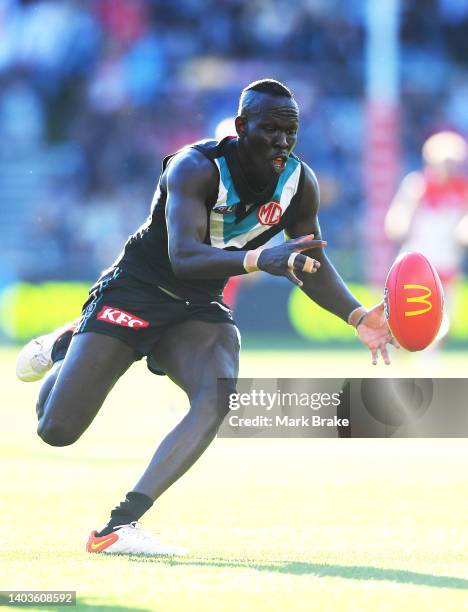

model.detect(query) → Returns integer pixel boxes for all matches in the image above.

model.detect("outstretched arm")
[285,165,396,364]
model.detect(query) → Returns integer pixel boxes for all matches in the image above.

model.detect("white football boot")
[86,522,188,556]
[16,322,76,382]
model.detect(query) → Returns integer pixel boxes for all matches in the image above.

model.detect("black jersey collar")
[223,138,279,220]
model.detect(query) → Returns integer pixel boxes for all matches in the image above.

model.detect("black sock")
[51,330,74,363]
[96,492,154,537]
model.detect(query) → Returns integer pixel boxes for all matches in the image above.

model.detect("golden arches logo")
[404,284,432,317]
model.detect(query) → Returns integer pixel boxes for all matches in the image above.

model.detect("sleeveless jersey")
[115,137,305,301]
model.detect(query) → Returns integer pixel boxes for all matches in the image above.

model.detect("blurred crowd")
[1,0,468,281]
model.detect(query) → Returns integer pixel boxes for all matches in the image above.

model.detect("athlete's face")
[236,94,299,180]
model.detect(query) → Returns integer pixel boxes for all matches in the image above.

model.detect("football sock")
[96,492,154,537]
[51,330,74,363]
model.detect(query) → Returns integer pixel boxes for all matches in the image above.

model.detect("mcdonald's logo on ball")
[403,284,433,317]
[384,252,444,351]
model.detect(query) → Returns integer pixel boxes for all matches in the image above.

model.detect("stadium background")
[1,0,468,349]
[1,2,467,611]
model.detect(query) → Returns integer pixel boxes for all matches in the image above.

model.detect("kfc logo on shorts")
[97,306,149,328]
[257,201,282,225]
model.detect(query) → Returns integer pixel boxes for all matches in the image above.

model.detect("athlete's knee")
[212,324,241,356]
[190,380,237,425]
[36,384,53,422]
[188,403,226,439]
[37,418,81,447]
[36,365,61,421]
[215,382,237,420]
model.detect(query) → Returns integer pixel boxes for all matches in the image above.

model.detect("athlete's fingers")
[371,349,378,366]
[380,345,391,365]
[287,235,327,252]
[295,240,327,253]
[287,252,320,274]
[288,233,314,244]
[300,255,320,273]
[285,269,303,287]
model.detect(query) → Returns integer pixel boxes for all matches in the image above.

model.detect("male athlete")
[17,79,394,555]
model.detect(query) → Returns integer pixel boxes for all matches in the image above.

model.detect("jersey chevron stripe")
[209,157,301,249]
[216,157,241,207]
[116,138,304,301]
[210,157,241,247]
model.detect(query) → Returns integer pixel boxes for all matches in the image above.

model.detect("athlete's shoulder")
[299,161,320,204]
[166,137,231,171]
[191,138,227,158]
[164,143,219,195]
[165,137,238,185]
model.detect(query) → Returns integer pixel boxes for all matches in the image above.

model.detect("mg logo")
[404,284,433,317]
[257,201,282,225]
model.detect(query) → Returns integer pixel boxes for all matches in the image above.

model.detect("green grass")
[1,347,467,611]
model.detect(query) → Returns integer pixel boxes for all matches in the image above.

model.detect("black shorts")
[75,267,236,374]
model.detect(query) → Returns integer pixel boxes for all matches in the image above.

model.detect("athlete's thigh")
[41,331,136,433]
[152,321,240,397]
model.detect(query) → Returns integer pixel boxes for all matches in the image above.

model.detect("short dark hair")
[238,79,295,116]
[242,79,293,98]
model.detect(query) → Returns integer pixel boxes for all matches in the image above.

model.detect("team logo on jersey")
[213,203,235,215]
[257,201,282,225]
[97,306,149,328]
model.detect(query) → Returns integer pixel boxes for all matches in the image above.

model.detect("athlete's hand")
[257,234,327,286]
[356,301,400,365]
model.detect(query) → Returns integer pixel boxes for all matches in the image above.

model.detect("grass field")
[1,347,467,612]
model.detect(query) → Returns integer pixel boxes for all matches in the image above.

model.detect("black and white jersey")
[115,137,305,302]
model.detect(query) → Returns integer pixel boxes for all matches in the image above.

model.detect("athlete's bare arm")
[165,148,324,281]
[165,149,246,279]
[285,165,361,321]
[286,164,395,364]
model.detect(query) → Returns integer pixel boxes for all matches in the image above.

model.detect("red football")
[384,252,444,351]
